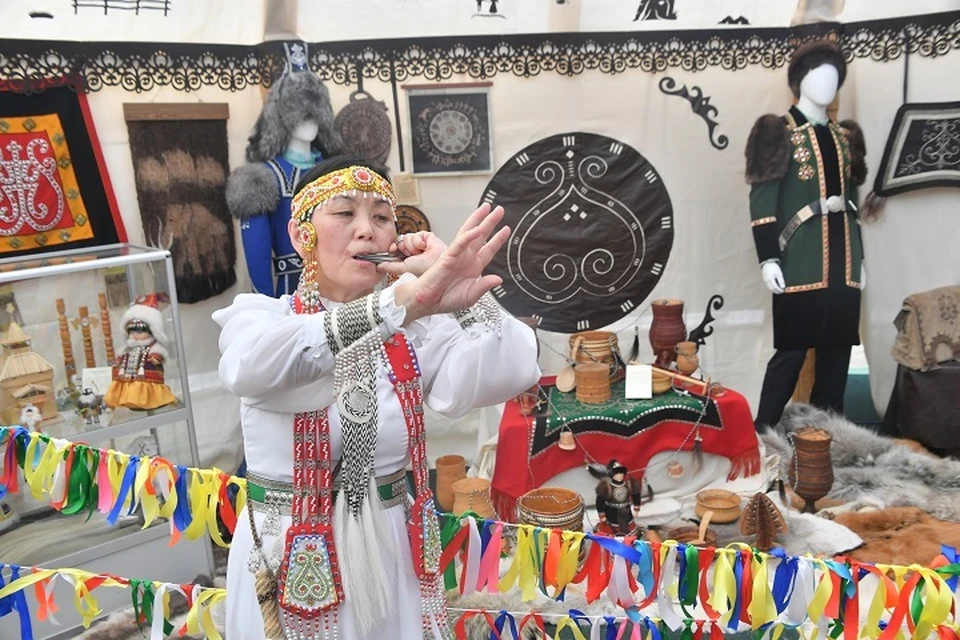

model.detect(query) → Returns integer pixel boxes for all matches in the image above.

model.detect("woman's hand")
[394,203,509,322]
[377,231,447,277]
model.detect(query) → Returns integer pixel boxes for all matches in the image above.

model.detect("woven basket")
[518,487,584,531]
[452,477,496,519]
[575,362,611,404]
[570,331,622,381]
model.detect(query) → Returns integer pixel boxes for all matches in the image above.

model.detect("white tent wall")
[1,2,957,472]
[849,51,960,419]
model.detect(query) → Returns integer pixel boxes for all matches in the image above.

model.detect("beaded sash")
[277,293,451,639]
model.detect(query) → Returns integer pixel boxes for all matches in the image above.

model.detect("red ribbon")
[454,610,500,640]
[216,472,237,534]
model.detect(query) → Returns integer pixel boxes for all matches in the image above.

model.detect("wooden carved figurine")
[78,306,96,369]
[99,293,115,362]
[55,298,77,388]
[740,492,788,551]
[104,294,177,411]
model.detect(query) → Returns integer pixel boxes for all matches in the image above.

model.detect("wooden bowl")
[652,368,672,395]
[696,489,741,523]
[665,525,718,547]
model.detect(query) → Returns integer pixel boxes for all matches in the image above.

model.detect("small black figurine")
[590,460,644,536]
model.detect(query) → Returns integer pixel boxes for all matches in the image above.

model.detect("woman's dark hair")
[293,155,391,197]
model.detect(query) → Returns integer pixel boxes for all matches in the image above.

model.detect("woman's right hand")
[394,203,509,322]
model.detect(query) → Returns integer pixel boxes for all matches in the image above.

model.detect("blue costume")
[239,152,321,297]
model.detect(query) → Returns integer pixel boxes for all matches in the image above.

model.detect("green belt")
[245,469,409,508]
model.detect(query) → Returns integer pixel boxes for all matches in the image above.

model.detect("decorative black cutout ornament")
[481,132,674,333]
[874,101,960,197]
[658,77,728,150]
[719,16,750,25]
[1,11,958,94]
[688,294,724,346]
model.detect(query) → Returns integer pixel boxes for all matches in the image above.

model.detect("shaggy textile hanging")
[127,117,236,304]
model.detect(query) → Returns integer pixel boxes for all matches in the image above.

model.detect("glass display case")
[0,243,214,639]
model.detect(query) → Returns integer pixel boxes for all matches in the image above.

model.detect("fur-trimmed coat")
[744,107,868,349]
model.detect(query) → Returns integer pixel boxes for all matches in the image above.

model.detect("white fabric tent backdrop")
[1,0,957,472]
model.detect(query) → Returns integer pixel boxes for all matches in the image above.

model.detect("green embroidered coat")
[745,107,867,350]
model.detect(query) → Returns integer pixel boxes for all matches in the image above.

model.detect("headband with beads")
[291,165,397,223]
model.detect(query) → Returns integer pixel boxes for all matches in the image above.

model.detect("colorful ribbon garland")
[0,563,225,640]
[0,427,245,548]
[439,512,960,637]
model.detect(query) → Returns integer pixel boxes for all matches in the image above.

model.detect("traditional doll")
[592,459,643,536]
[77,388,104,425]
[104,294,177,411]
[225,42,342,298]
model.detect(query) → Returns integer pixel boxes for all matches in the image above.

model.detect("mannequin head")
[799,64,839,107]
[290,120,320,144]
[244,71,342,163]
[787,39,846,99]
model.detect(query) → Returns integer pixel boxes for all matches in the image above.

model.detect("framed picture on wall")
[405,83,493,176]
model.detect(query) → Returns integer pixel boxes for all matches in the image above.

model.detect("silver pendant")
[247,547,262,574]
[262,504,281,537]
[338,375,376,423]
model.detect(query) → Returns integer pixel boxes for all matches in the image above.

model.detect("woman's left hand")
[377,231,447,277]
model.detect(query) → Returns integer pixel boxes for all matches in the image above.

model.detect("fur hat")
[787,39,847,98]
[245,43,342,163]
[607,459,628,476]
[121,293,168,346]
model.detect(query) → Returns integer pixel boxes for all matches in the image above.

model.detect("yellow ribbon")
[134,455,158,528]
[914,566,954,638]
[748,551,777,629]
[518,526,542,601]
[708,548,736,625]
[554,530,583,593]
[498,525,530,593]
[553,615,588,640]
[807,559,832,623]
[184,586,226,640]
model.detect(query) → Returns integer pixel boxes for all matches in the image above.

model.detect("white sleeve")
[212,290,407,399]
[412,312,541,419]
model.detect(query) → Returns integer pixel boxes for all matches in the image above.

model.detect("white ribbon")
[462,517,481,596]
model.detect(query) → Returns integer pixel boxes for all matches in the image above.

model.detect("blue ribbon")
[9,566,34,640]
[604,615,618,640]
[106,455,140,525]
[633,540,655,597]
[940,544,959,591]
[826,560,857,599]
[728,551,744,630]
[646,617,663,640]
[0,564,11,617]
[493,610,517,640]
[770,547,798,614]
[587,533,642,565]
[172,466,193,533]
[569,609,593,636]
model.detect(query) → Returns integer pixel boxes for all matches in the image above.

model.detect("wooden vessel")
[788,426,834,513]
[575,362,611,403]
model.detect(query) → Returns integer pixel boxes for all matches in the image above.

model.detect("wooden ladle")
[692,510,714,545]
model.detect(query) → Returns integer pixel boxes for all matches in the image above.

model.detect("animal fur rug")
[761,404,960,522]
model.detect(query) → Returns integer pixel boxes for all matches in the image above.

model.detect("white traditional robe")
[213,279,540,640]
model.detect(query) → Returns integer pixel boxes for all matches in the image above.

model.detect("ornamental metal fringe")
[0,10,958,94]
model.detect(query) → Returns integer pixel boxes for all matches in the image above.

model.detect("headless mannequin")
[760,65,866,294]
[749,60,867,429]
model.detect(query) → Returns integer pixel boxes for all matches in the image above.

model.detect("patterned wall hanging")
[334,90,392,167]
[124,103,236,304]
[873,101,960,197]
[406,83,493,176]
[481,132,674,333]
[0,81,126,257]
[395,205,431,235]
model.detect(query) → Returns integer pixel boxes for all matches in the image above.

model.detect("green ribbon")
[910,576,925,628]
[62,445,93,515]
[439,513,464,590]
[130,579,144,630]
